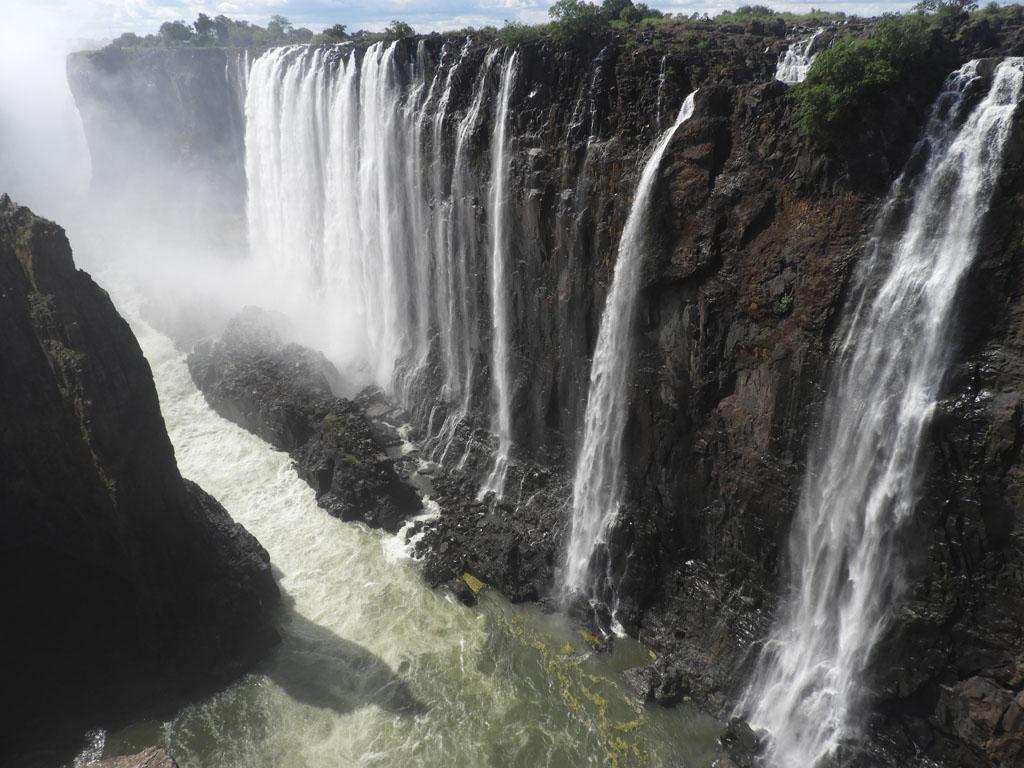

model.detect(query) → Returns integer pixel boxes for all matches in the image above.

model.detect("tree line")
[110,15,415,49]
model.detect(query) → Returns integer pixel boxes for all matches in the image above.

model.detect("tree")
[213,14,231,43]
[913,0,978,12]
[549,0,608,37]
[159,20,194,44]
[384,20,415,38]
[112,32,143,47]
[194,13,216,39]
[794,14,940,146]
[323,23,348,39]
[602,0,633,20]
[267,14,292,39]
[620,2,662,22]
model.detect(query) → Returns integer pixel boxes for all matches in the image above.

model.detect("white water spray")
[741,59,1024,766]
[562,92,696,602]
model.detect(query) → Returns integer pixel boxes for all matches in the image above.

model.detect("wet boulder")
[187,307,421,532]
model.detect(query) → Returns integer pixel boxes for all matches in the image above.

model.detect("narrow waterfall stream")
[741,59,1024,767]
[774,29,823,84]
[73,288,723,768]
[480,51,519,499]
[563,92,696,609]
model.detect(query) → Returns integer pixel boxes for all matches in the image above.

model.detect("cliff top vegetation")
[794,0,1024,147]
[103,2,853,52]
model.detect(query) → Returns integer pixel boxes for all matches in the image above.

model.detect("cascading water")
[655,55,668,131]
[740,59,1024,767]
[562,92,696,606]
[246,43,420,386]
[245,41,515,467]
[436,50,496,467]
[775,29,823,84]
[479,51,519,499]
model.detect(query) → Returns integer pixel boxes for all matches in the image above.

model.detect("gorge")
[5,6,1024,768]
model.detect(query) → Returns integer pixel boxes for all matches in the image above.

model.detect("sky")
[10,0,926,42]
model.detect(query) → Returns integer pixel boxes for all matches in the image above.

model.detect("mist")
[0,4,92,232]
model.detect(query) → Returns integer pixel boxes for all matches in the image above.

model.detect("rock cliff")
[0,196,279,767]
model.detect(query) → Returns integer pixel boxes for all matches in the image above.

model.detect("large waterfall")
[246,43,425,388]
[741,58,1024,766]
[562,92,696,608]
[244,42,520,490]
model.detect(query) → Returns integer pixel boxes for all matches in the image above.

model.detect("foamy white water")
[70,275,724,767]
[563,92,696,605]
[741,59,1024,766]
[775,29,823,84]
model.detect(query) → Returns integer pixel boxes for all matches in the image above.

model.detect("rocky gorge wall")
[0,195,280,767]
[66,20,1024,766]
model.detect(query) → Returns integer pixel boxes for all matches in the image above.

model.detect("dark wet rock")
[93,748,178,768]
[0,197,279,767]
[719,718,765,768]
[413,463,569,603]
[187,308,421,532]
[623,657,688,706]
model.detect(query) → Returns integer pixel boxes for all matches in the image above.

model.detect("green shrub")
[384,20,415,39]
[549,0,609,38]
[794,13,943,146]
[495,20,551,44]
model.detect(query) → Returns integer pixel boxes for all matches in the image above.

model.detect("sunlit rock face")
[0,195,279,766]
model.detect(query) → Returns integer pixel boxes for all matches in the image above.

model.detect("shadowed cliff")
[0,195,280,767]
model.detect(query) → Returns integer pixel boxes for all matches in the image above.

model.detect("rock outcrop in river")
[187,308,422,532]
[0,196,280,767]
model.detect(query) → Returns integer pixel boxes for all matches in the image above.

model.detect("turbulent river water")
[74,285,722,768]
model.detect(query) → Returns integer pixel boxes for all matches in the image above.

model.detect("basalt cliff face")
[0,196,279,767]
[66,21,1024,767]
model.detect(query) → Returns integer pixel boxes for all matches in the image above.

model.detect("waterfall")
[427,49,496,468]
[562,92,697,606]
[655,55,668,131]
[775,29,823,84]
[246,43,418,386]
[245,42,511,464]
[741,58,1024,767]
[480,51,519,499]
